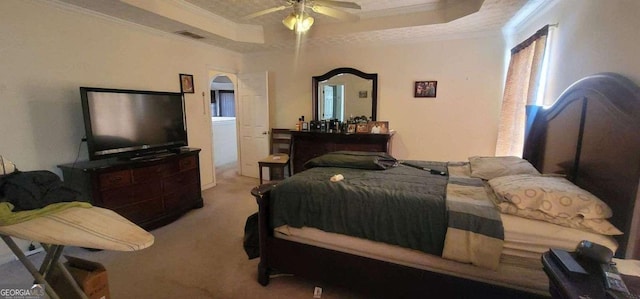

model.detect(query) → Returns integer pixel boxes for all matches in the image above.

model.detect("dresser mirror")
[312,67,378,121]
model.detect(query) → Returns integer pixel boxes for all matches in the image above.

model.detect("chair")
[258,128,291,184]
[270,128,292,156]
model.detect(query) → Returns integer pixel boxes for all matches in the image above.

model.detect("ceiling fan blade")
[313,0,361,10]
[242,5,289,20]
[311,5,359,21]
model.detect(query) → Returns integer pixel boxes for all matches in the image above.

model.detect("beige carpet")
[0,164,362,298]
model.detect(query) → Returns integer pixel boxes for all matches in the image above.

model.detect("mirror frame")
[312,67,378,121]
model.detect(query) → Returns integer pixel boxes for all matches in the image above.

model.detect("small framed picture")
[356,123,369,133]
[414,81,437,98]
[359,91,368,98]
[180,74,194,94]
[347,123,356,134]
[302,122,309,131]
[367,121,389,134]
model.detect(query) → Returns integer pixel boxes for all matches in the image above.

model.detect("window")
[219,91,235,117]
[210,90,235,117]
[495,25,551,157]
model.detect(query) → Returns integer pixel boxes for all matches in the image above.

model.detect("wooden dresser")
[290,131,394,174]
[58,148,203,230]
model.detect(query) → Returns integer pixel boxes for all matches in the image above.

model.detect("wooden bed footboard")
[250,183,545,298]
[250,182,276,286]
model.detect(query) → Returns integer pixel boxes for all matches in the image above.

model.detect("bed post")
[251,182,277,286]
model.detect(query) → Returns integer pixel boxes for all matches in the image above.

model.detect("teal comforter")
[270,158,449,255]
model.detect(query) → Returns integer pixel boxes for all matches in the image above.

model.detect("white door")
[237,72,269,178]
[323,85,334,119]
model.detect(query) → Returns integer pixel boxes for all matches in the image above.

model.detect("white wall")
[5,0,639,265]
[239,0,640,163]
[241,35,507,161]
[212,118,238,166]
[511,0,640,105]
[0,0,239,263]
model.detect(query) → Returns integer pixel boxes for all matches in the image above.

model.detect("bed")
[250,73,640,298]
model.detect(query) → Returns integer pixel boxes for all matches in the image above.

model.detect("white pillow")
[0,156,17,175]
[468,156,540,180]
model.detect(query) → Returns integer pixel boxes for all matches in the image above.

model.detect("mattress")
[274,213,618,295]
[502,213,617,259]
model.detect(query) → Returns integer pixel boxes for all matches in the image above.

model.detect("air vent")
[175,30,205,40]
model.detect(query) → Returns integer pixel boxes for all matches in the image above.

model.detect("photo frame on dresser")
[347,124,356,134]
[356,123,369,133]
[368,121,389,134]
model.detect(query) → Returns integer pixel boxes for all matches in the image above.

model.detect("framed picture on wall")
[414,81,437,98]
[180,74,194,94]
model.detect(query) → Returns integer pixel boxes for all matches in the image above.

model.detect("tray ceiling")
[54,0,541,53]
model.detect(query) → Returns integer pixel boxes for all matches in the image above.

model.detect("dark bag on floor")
[243,212,259,259]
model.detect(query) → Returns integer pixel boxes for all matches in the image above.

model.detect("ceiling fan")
[242,0,361,33]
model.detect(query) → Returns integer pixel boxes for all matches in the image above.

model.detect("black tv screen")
[80,87,188,161]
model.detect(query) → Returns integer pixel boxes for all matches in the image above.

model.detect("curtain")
[219,91,236,117]
[495,25,549,156]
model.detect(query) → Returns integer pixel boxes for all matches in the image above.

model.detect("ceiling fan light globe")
[282,13,297,30]
[297,16,314,33]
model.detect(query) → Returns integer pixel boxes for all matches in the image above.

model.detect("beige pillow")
[468,156,540,180]
[493,199,622,235]
[484,184,622,235]
[0,156,17,176]
[489,174,612,219]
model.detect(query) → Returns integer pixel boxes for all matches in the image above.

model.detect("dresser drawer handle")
[110,177,122,182]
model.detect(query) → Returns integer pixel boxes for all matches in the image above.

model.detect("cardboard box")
[49,255,110,299]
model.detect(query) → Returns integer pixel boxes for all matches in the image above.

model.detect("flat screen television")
[80,87,188,161]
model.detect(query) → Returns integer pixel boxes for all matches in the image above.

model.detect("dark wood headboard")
[523,73,640,258]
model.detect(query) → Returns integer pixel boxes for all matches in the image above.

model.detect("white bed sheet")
[502,213,617,258]
[274,212,618,295]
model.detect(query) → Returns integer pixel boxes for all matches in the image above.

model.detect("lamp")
[282,11,314,33]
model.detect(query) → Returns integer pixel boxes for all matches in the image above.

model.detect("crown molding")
[46,0,242,57]
[503,0,560,35]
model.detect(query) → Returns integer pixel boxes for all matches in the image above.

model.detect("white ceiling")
[54,0,539,53]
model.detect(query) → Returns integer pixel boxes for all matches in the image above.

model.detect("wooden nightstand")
[542,251,640,298]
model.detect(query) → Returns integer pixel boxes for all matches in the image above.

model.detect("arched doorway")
[210,74,238,180]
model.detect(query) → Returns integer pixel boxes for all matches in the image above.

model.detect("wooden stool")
[258,154,290,184]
